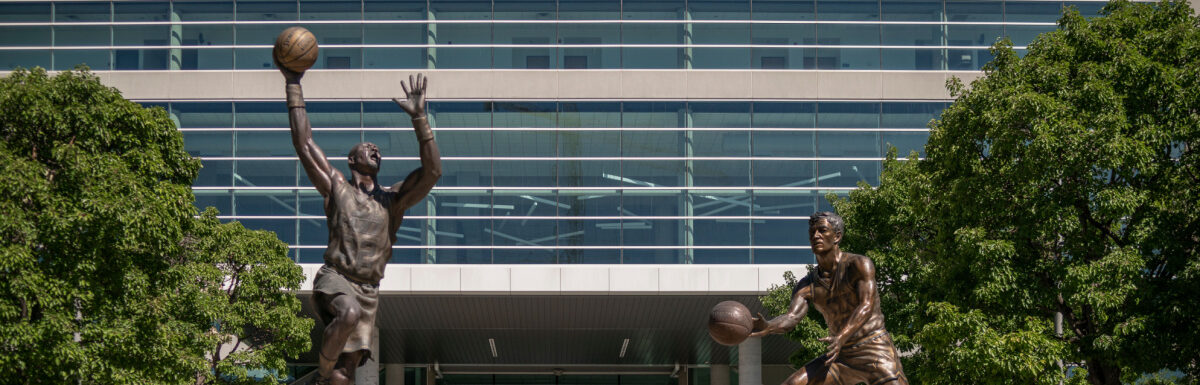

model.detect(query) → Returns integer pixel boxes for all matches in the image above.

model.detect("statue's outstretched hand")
[393,73,427,118]
[274,57,303,83]
[748,312,774,337]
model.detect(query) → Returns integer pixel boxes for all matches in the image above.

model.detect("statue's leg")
[330,350,365,385]
[317,293,363,379]
[782,368,811,385]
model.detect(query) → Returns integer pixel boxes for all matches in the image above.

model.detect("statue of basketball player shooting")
[750,212,908,385]
[279,67,441,384]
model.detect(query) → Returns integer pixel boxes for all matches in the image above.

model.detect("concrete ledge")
[298,264,806,295]
[49,69,980,101]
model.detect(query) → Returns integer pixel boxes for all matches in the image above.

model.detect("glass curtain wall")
[173,100,945,264]
[0,0,1129,71]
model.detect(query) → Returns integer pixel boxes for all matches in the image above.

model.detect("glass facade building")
[0,0,1121,266]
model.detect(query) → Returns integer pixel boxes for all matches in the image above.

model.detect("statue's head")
[808,211,845,253]
[347,142,381,176]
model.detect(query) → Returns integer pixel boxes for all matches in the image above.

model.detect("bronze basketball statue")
[751,212,908,385]
[276,34,441,385]
[709,300,754,346]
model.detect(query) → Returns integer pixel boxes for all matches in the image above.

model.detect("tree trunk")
[1085,358,1122,385]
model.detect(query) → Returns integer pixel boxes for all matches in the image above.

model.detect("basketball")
[274,26,318,73]
[708,300,754,346]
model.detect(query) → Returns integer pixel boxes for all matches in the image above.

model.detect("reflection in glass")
[817,0,880,20]
[173,102,233,128]
[55,2,110,23]
[114,2,169,22]
[753,131,816,157]
[0,2,50,23]
[560,0,620,19]
[881,132,930,157]
[817,131,881,157]
[365,0,426,19]
[300,0,362,20]
[1006,1,1065,22]
[183,131,233,157]
[234,189,297,216]
[0,27,50,47]
[173,1,234,21]
[881,0,943,21]
[818,102,880,128]
[235,160,298,187]
[237,0,298,21]
[235,131,293,156]
[817,160,881,186]
[235,102,289,128]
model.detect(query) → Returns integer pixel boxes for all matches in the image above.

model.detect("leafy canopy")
[761,1,1200,384]
[0,68,311,384]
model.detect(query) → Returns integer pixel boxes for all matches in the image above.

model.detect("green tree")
[0,68,311,384]
[761,1,1199,384]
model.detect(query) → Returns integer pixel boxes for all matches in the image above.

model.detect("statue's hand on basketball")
[748,313,775,337]
[393,74,427,118]
[274,56,303,83]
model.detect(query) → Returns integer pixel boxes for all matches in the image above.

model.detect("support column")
[384,364,405,385]
[711,364,730,385]
[682,107,695,264]
[355,327,380,385]
[738,337,762,385]
[169,7,182,70]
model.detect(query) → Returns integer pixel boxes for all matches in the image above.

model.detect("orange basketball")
[708,300,754,346]
[273,26,318,73]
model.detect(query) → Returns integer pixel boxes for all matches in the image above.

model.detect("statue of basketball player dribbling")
[279,64,441,384]
[751,212,908,385]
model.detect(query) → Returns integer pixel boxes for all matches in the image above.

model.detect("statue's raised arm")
[388,74,442,214]
[280,62,341,197]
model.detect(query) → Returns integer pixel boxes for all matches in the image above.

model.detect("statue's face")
[809,218,842,254]
[348,142,381,175]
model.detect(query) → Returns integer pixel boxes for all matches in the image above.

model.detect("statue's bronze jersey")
[323,179,399,284]
[794,253,888,342]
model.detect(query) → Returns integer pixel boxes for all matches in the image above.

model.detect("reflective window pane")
[172,102,233,128]
[365,0,427,19]
[882,48,945,70]
[753,0,814,21]
[494,0,555,20]
[560,0,620,20]
[753,160,816,187]
[173,1,234,21]
[114,26,172,46]
[818,102,879,128]
[623,0,685,20]
[55,2,110,23]
[54,50,112,71]
[946,0,1002,22]
[0,26,50,47]
[881,0,943,21]
[0,2,50,22]
[882,102,943,128]
[237,0,299,21]
[235,131,293,156]
[54,26,110,46]
[183,131,233,157]
[818,160,881,186]
[300,0,362,20]
[1006,1,1064,22]
[817,131,881,157]
[817,0,880,20]
[235,102,288,128]
[881,132,930,157]
[235,160,298,187]
[114,2,169,22]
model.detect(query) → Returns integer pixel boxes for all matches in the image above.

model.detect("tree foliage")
[762,1,1200,384]
[0,68,311,384]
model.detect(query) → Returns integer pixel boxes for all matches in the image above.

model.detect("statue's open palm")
[393,74,427,118]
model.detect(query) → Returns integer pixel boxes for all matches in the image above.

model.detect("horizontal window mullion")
[0,20,1062,26]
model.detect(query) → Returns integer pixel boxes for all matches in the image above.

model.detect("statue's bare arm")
[281,66,341,197]
[750,278,811,337]
[390,74,442,212]
[821,256,879,364]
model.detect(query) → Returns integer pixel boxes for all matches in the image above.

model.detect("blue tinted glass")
[114,49,169,70]
[114,26,172,46]
[1005,25,1057,46]
[623,0,685,20]
[817,0,880,20]
[753,47,814,69]
[818,102,879,128]
[54,50,112,71]
[365,24,426,44]
[881,0,943,21]
[558,249,621,264]
[558,119,620,155]
[623,160,685,187]
[559,160,621,186]
[623,249,686,264]
[433,47,492,68]
[0,2,50,22]
[495,130,557,157]
[235,102,288,128]
[493,249,558,264]
[560,0,620,19]
[621,47,684,69]
[365,0,427,19]
[560,27,620,68]
[753,102,816,128]
[692,191,751,216]
[314,47,362,69]
[494,0,555,20]
[494,101,556,128]
[173,1,234,21]
[692,48,751,69]
[623,220,683,245]
[948,24,1003,46]
[1065,1,1105,17]
[881,132,929,157]
[238,219,298,244]
[235,48,276,69]
[623,23,684,44]
[235,24,282,45]
[623,102,686,128]
[882,102,943,128]
[305,23,364,45]
[754,0,815,20]
[55,2,110,22]
[818,24,880,45]
[946,0,1002,22]
[363,102,409,128]
[694,220,750,246]
[493,160,556,187]
[114,2,169,22]
[298,190,326,217]
[753,190,821,216]
[178,24,235,45]
[54,26,110,46]
[559,102,621,128]
[431,0,491,20]
[691,130,750,156]
[183,131,233,157]
[365,48,427,68]
[753,160,816,187]
[495,25,556,69]
[753,131,816,157]
[560,190,620,216]
[234,190,298,216]
[689,0,749,18]
[308,102,361,127]
[817,131,881,157]
[300,0,362,20]
[882,25,943,46]
[180,48,235,70]
[690,102,751,128]
[753,23,816,45]
[817,48,879,69]
[439,160,492,187]
[312,131,365,159]
[1006,1,1064,22]
[235,131,293,156]
[237,0,298,21]
[430,101,491,127]
[0,27,50,47]
[818,160,881,186]
[173,102,233,128]
[882,48,945,70]
[624,131,682,157]
[196,159,234,186]
[692,161,750,186]
[694,249,750,264]
[195,190,232,214]
[235,160,298,187]
[947,47,991,69]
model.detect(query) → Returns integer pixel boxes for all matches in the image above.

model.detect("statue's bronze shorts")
[313,264,379,366]
[804,330,906,385]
